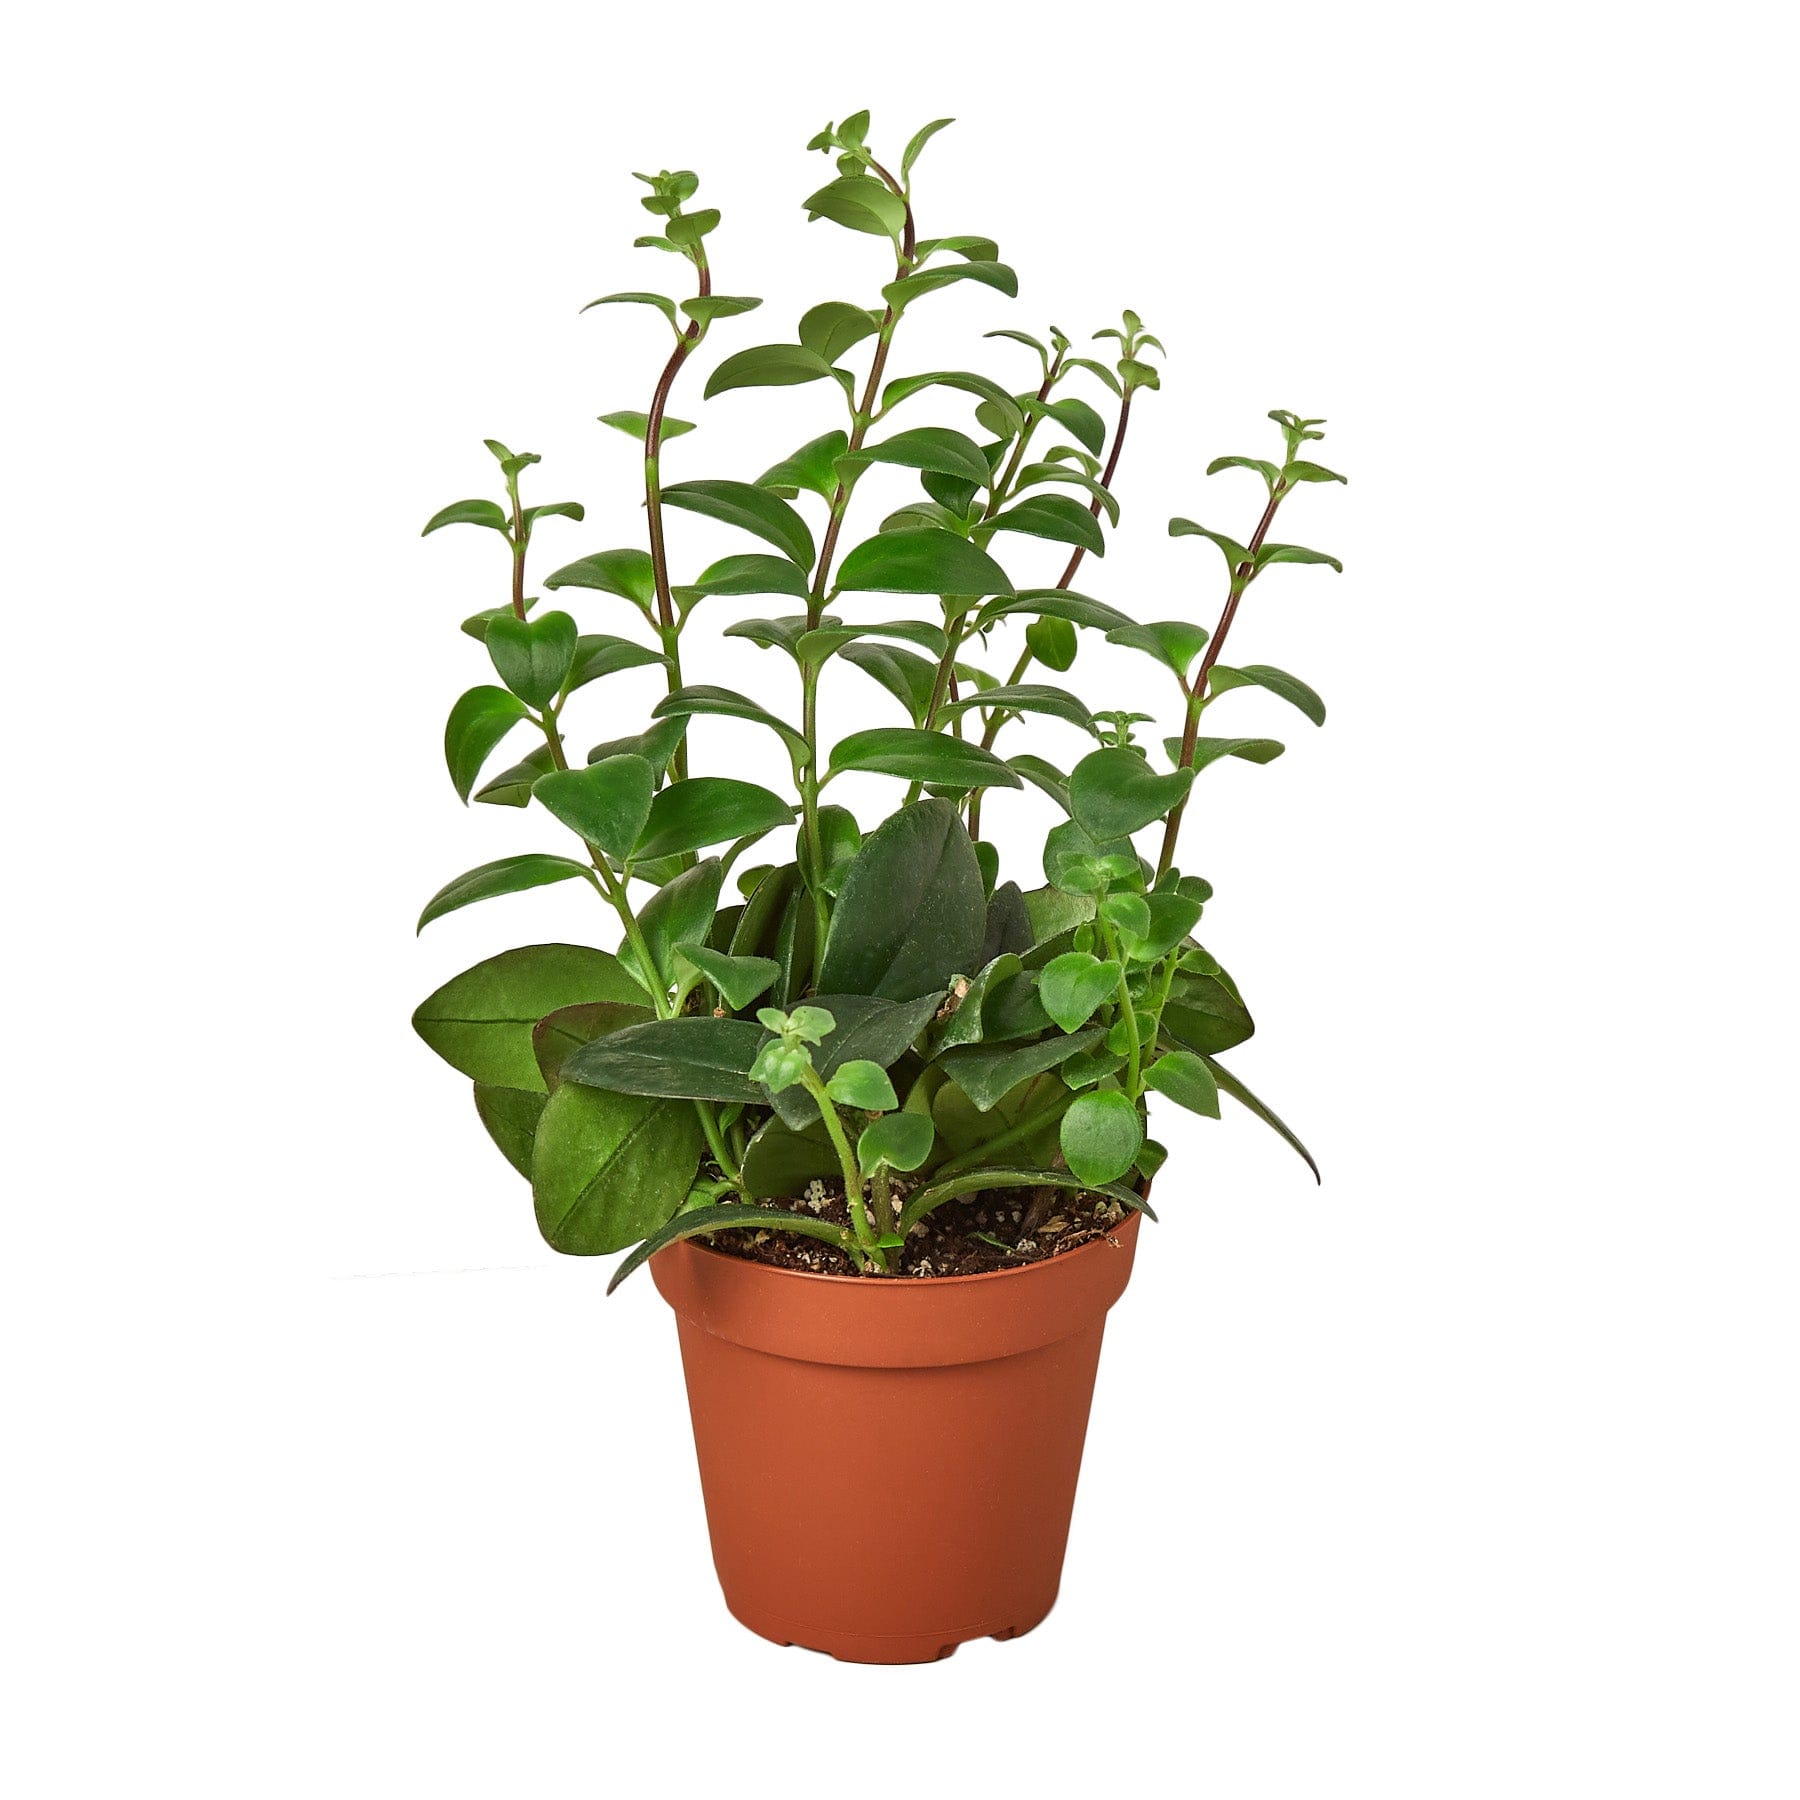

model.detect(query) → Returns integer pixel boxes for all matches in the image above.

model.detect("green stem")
[695,1100,743,1187]
[1096,916,1142,1095]
[932,1087,1077,1180]
[796,1067,880,1262]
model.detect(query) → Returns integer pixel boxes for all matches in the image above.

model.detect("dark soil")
[707,1181,1137,1279]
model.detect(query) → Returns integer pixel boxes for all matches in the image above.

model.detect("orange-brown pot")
[650,1211,1140,1663]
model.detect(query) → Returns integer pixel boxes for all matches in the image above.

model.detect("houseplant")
[413,111,1344,1661]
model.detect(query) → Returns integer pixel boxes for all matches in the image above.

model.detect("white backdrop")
[5,3,1795,1795]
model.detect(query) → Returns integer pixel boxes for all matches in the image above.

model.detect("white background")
[4,2,1795,1794]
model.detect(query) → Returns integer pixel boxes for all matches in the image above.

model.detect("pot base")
[724,1594,1054,1664]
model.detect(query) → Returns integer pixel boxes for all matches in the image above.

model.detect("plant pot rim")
[683,1206,1141,1292]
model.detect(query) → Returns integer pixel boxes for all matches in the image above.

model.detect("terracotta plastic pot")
[651,1211,1140,1663]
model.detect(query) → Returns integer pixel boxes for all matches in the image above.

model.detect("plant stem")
[797,1068,882,1265]
[1156,477,1288,877]
[931,1087,1077,1178]
[695,1101,743,1186]
[1053,389,1132,589]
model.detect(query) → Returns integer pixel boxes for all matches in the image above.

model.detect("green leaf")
[661,480,815,570]
[560,1015,765,1102]
[897,1166,1152,1234]
[838,642,939,723]
[841,426,991,486]
[635,778,795,862]
[1162,955,1255,1055]
[1015,462,1120,524]
[531,1000,655,1089]
[521,501,585,529]
[485,609,577,709]
[797,303,880,364]
[835,527,1013,597]
[986,494,1107,555]
[1060,1089,1143,1186]
[1026,615,1078,672]
[704,342,839,399]
[1025,395,1107,455]
[598,410,696,443]
[932,952,1023,1049]
[828,729,1021,791]
[445,686,528,802]
[1144,1050,1221,1118]
[724,614,815,658]
[1168,517,1249,572]
[826,1059,898,1110]
[938,682,1095,734]
[740,1116,842,1199]
[1069,747,1194,839]
[460,601,535,642]
[682,295,762,325]
[666,209,721,247]
[1137,891,1204,961]
[474,743,556,808]
[900,116,954,177]
[674,945,780,1009]
[1206,454,1281,489]
[803,174,906,237]
[858,1110,933,1175]
[412,944,644,1091]
[1206,663,1325,725]
[679,554,812,603]
[1205,1055,1319,1181]
[1160,736,1288,773]
[423,498,508,537]
[580,290,677,328]
[915,235,1000,263]
[606,1203,855,1293]
[417,854,594,933]
[758,430,850,501]
[880,370,1024,435]
[763,993,941,1130]
[975,589,1133,632]
[817,799,987,1002]
[532,754,655,862]
[544,547,657,610]
[652,685,811,766]
[1008,753,1072,811]
[797,618,949,661]
[565,633,666,694]
[1106,620,1209,683]
[632,858,724,992]
[882,261,1019,309]
[937,1027,1103,1111]
[473,1083,545,1178]
[1039,951,1123,1033]
[532,1086,705,1255]
[585,715,687,779]
[1285,460,1348,485]
[1255,542,1343,573]
[813,804,862,896]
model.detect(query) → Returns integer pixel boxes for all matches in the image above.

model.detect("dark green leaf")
[413,943,643,1091]
[566,633,666,694]
[1162,956,1255,1055]
[653,685,811,765]
[987,494,1107,555]
[1025,616,1078,673]
[544,547,657,610]
[740,1115,841,1199]
[674,945,780,1009]
[938,682,1095,734]
[679,554,812,601]
[445,686,528,802]
[485,610,577,708]
[560,1015,765,1102]
[1015,462,1119,524]
[531,1000,655,1089]
[635,778,795,862]
[632,858,724,992]
[474,743,556,808]
[835,527,1013,597]
[532,754,654,862]
[423,498,508,537]
[828,728,1020,791]
[417,855,594,933]
[1069,747,1193,838]
[533,1086,705,1254]
[841,426,991,486]
[704,343,838,399]
[662,479,815,569]
[1205,1055,1319,1181]
[473,1083,544,1178]
[817,799,987,1001]
[1060,1089,1143,1186]
[585,714,687,778]
[1025,395,1107,455]
[724,614,814,657]
[521,501,585,529]
[797,619,949,661]
[896,1165,1152,1234]
[933,952,1023,1049]
[837,642,939,723]
[937,1027,1103,1111]
[880,370,1024,435]
[975,589,1133,632]
[606,1202,855,1292]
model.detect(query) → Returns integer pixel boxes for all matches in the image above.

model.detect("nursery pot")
[650,1211,1140,1663]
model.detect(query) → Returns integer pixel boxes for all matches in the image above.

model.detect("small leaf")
[606,1203,855,1293]
[474,743,557,808]
[1143,1050,1221,1117]
[682,295,762,324]
[938,683,1095,734]
[1026,615,1078,672]
[937,1028,1103,1111]
[1206,663,1325,726]
[417,855,594,933]
[565,633,666,694]
[661,479,815,570]
[1106,620,1209,683]
[828,729,1021,791]
[826,1059,898,1111]
[598,410,696,443]
[1069,747,1194,839]
[1255,542,1343,573]
[900,116,954,177]
[758,430,850,501]
[581,290,677,328]
[975,589,1133,633]
[841,426,991,486]
[1159,736,1287,773]
[1039,951,1122,1033]
[1205,1055,1319,1181]
[704,342,839,399]
[653,684,811,766]
[1206,455,1281,489]
[674,945,780,1010]
[521,501,585,528]
[635,778,796,862]
[882,261,1019,308]
[880,370,1024,434]
[632,858,725,992]
[1025,395,1107,455]
[1060,1089,1144,1186]
[835,527,1013,597]
[1285,460,1347,485]
[1168,517,1250,572]
[802,174,906,237]
[560,1016,765,1102]
[798,303,880,364]
[445,686,528,802]
[987,494,1107,555]
[532,755,655,862]
[485,610,578,708]
[423,498,508,538]
[858,1110,933,1176]
[1015,462,1120,524]
[544,547,657,610]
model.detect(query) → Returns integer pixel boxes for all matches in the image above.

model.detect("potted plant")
[413,110,1344,1662]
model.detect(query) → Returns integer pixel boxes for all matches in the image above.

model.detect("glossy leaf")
[835,527,1013,597]
[533,754,655,862]
[598,410,695,443]
[682,294,762,325]
[423,498,508,537]
[987,494,1107,555]
[975,589,1133,632]
[880,370,1024,435]
[758,430,849,501]
[679,554,812,602]
[559,1015,764,1102]
[938,683,1096,734]
[937,1027,1103,1111]
[704,343,838,399]
[828,729,1021,791]
[1039,951,1122,1033]
[632,858,725,993]
[661,479,815,569]
[1060,1089,1143,1186]
[565,633,666,693]
[1026,395,1107,455]
[1016,462,1120,524]
[1144,1050,1221,1117]
[674,945,780,1009]
[882,261,1018,308]
[1069,747,1194,839]
[1255,542,1344,572]
[858,1111,933,1175]
[841,426,991,486]
[474,743,556,808]
[585,715,687,779]
[532,1085,705,1255]
[1107,620,1209,683]
[417,854,594,933]
[1206,663,1326,726]
[798,302,881,364]
[1169,517,1250,572]
[1159,736,1287,773]
[1205,1055,1320,1181]
[445,686,528,802]
[932,953,1023,1049]
[473,1083,544,1178]
[1025,615,1078,672]
[531,1000,655,1089]
[606,1203,855,1293]
[545,547,657,610]
[485,610,577,708]
[838,642,939,723]
[652,685,811,766]
[803,174,906,237]
[412,944,643,1091]
[797,619,949,661]
[635,778,796,862]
